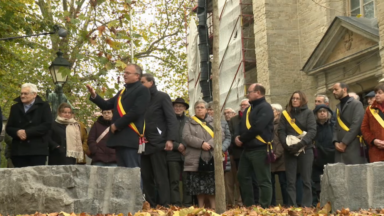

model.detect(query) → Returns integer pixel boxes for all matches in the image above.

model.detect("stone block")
[0,165,143,214]
[320,162,384,211]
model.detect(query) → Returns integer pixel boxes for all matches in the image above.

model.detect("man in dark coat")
[6,83,52,167]
[235,83,274,208]
[167,97,192,207]
[332,82,366,164]
[312,104,335,206]
[140,73,178,207]
[86,64,150,168]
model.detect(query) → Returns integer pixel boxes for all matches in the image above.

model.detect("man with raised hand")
[86,64,150,168]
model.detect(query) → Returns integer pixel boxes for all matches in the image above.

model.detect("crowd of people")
[1,63,384,210]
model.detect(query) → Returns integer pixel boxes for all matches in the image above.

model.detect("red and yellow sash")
[117,88,146,150]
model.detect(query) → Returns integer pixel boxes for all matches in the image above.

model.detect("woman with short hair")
[183,100,223,209]
[48,103,84,165]
[270,103,288,206]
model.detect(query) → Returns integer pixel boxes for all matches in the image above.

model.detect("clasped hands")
[373,139,384,149]
[17,130,27,140]
[334,142,347,153]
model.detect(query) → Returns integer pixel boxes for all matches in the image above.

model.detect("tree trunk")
[212,0,226,213]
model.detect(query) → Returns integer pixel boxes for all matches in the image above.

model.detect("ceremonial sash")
[246,106,274,162]
[369,107,384,128]
[191,116,214,138]
[246,106,272,146]
[282,110,303,135]
[117,88,146,153]
[336,108,365,157]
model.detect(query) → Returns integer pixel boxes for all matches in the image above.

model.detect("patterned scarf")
[55,116,84,160]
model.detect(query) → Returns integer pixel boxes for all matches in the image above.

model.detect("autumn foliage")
[5,202,384,216]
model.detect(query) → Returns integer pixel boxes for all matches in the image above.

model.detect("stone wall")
[252,0,348,108]
[320,163,384,211]
[0,166,143,215]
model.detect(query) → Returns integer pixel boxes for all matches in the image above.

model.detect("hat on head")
[313,104,332,115]
[364,91,375,98]
[172,98,189,109]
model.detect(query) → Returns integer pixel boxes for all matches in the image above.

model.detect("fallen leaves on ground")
[4,202,384,216]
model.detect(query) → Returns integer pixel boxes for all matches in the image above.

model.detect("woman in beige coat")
[183,100,222,209]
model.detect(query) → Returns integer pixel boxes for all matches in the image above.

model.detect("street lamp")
[49,50,70,84]
[0,25,67,41]
[47,50,71,119]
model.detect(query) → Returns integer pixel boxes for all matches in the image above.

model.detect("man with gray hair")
[315,95,329,106]
[6,83,52,167]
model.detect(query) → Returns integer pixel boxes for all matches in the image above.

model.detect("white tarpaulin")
[187,19,201,116]
[218,0,245,112]
[187,0,246,115]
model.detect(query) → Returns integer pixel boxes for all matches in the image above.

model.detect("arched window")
[350,0,375,18]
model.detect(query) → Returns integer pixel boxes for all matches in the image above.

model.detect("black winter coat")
[47,121,77,165]
[90,81,150,149]
[6,95,52,156]
[88,116,117,164]
[278,105,317,150]
[144,85,178,155]
[238,97,274,150]
[313,120,335,168]
[167,113,187,162]
[228,114,244,159]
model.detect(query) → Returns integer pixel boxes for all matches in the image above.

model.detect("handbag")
[198,149,214,172]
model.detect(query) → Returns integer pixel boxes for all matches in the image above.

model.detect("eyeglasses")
[291,97,300,101]
[20,92,31,96]
[195,106,206,109]
[246,91,256,95]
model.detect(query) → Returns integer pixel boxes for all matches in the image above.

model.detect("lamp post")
[48,50,71,119]
[0,25,67,41]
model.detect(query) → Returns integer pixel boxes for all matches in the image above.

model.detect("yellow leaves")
[318,202,331,214]
[356,14,362,18]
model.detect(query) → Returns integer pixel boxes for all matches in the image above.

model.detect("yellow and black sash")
[336,108,364,143]
[369,107,384,128]
[282,110,303,135]
[246,107,274,162]
[336,108,365,157]
[191,116,214,138]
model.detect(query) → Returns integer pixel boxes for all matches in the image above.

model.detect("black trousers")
[168,161,193,207]
[235,158,259,205]
[141,150,171,207]
[12,155,47,168]
[48,147,76,165]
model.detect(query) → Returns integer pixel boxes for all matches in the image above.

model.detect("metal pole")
[0,32,54,41]
[130,4,134,63]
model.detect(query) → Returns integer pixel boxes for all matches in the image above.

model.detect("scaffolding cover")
[218,0,245,112]
[187,0,245,115]
[187,19,201,116]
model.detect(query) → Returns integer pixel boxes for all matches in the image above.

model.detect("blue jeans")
[115,147,141,168]
[92,162,118,167]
